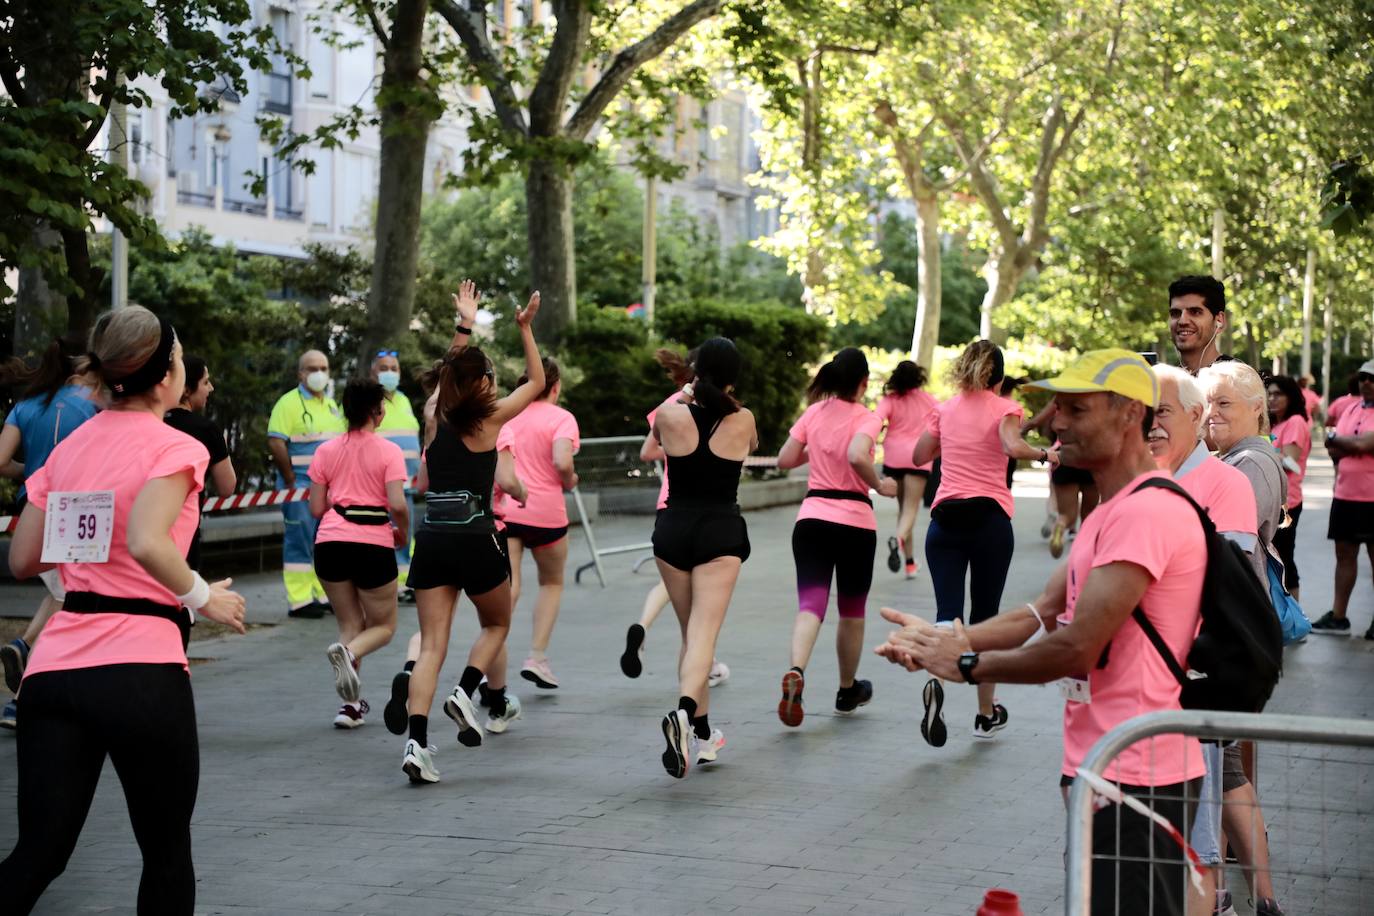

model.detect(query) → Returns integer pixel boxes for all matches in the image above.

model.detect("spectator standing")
[1326,372,1360,428]
[1298,373,1324,429]
[1267,375,1310,599]
[1314,359,1374,637]
[1167,275,1235,375]
[371,349,421,600]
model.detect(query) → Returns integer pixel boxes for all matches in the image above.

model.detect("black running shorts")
[653,506,750,571]
[1328,497,1374,544]
[503,522,568,550]
[881,465,930,480]
[406,527,511,595]
[314,540,398,590]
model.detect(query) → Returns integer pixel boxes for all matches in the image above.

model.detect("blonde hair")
[89,306,162,389]
[946,339,999,393]
[1152,364,1206,435]
[1198,360,1270,435]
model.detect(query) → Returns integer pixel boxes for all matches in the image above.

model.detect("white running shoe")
[326,642,360,703]
[486,694,523,734]
[443,686,485,747]
[661,709,691,779]
[694,728,725,764]
[402,739,440,784]
[333,699,369,729]
[707,659,730,688]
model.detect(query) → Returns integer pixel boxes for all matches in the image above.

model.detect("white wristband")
[177,572,212,611]
[1023,602,1047,644]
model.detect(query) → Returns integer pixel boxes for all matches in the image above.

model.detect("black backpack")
[1111,477,1283,714]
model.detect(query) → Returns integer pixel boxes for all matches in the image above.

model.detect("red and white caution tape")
[201,487,310,513]
[1074,768,1206,894]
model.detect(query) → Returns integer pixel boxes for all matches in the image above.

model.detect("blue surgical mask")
[378,370,401,392]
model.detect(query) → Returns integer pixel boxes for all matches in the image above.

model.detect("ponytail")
[806,347,868,403]
[690,337,742,415]
[655,348,696,388]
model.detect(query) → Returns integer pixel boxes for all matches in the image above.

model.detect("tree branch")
[564,0,722,141]
[358,0,392,50]
[79,90,117,152]
[433,0,528,136]
[943,113,1019,248]
[528,0,593,136]
[0,56,31,107]
[874,100,936,200]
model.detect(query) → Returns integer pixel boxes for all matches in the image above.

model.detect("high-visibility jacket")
[267,385,347,487]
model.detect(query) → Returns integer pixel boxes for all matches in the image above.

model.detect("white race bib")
[41,491,115,564]
[1058,676,1092,704]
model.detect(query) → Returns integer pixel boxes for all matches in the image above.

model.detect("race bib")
[1058,675,1091,703]
[42,491,115,564]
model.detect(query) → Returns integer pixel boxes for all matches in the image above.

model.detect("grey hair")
[1198,360,1270,435]
[1153,364,1206,436]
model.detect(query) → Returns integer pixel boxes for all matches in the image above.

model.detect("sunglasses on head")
[376,349,398,358]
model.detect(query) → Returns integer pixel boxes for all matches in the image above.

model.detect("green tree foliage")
[558,307,668,437]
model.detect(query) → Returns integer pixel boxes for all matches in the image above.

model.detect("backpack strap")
[1130,606,1189,688]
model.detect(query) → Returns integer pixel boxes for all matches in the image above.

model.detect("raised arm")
[491,292,545,424]
[450,279,480,352]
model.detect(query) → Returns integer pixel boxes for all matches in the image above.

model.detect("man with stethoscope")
[371,348,422,601]
[268,349,346,617]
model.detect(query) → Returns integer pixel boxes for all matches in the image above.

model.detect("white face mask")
[305,370,329,393]
[378,370,400,392]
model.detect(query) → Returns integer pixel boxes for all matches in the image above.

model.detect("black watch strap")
[958,652,980,684]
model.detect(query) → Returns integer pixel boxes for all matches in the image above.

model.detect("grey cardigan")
[1221,435,1285,583]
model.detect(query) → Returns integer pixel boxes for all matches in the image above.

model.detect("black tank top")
[425,422,496,503]
[665,403,743,508]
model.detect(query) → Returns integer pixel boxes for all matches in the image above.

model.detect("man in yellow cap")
[875,349,1209,916]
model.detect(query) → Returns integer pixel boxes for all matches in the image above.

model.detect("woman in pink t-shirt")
[875,360,937,579]
[776,348,897,727]
[0,306,246,913]
[1267,375,1311,598]
[910,340,1053,746]
[308,379,411,729]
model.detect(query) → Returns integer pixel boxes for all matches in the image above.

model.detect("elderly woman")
[1197,360,1287,916]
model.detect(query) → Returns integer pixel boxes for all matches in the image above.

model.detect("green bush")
[654,299,828,453]
[558,306,667,438]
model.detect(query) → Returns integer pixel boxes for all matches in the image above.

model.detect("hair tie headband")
[106,318,177,399]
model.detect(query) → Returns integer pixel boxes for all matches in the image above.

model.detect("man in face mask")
[371,349,421,600]
[268,350,346,617]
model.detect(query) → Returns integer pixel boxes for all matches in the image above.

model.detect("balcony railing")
[262,72,292,114]
[177,189,216,208]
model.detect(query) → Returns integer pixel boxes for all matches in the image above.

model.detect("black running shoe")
[973,703,1009,739]
[620,623,646,678]
[383,670,410,735]
[287,603,325,620]
[920,678,947,747]
[1310,611,1351,635]
[886,536,901,573]
[835,679,873,715]
[661,709,690,779]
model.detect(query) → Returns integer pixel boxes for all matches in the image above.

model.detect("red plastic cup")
[977,888,1024,916]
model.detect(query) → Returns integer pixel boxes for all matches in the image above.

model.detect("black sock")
[790,666,804,677]
[487,686,507,718]
[678,696,697,720]
[459,666,483,697]
[408,714,428,746]
[693,714,711,740]
[403,660,416,673]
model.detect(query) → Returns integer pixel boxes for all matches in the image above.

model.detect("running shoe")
[402,739,440,784]
[661,709,691,779]
[1040,517,1053,539]
[973,703,1009,738]
[398,588,416,605]
[835,679,874,715]
[442,686,485,747]
[778,669,805,727]
[383,670,410,735]
[920,678,947,748]
[620,623,646,678]
[1213,888,1236,916]
[708,659,730,688]
[695,728,725,765]
[326,642,361,703]
[1254,897,1284,916]
[521,656,560,689]
[1049,521,1066,559]
[1310,610,1351,635]
[0,699,15,731]
[1,637,28,693]
[486,693,523,734]
[904,559,919,579]
[886,536,901,573]
[287,602,325,620]
[333,699,369,729]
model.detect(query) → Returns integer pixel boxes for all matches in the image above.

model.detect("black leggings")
[792,518,877,621]
[925,498,1015,625]
[1271,503,1302,589]
[0,663,199,915]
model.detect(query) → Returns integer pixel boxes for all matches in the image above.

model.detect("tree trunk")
[526,156,576,342]
[15,223,69,357]
[60,225,100,339]
[910,194,941,368]
[360,0,435,369]
[978,246,1023,341]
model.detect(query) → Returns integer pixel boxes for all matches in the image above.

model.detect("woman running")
[0,306,246,913]
[1267,374,1311,600]
[399,281,543,784]
[911,339,1054,746]
[163,355,237,570]
[308,378,410,729]
[0,337,101,731]
[492,357,579,690]
[875,360,937,578]
[776,347,897,728]
[653,337,755,779]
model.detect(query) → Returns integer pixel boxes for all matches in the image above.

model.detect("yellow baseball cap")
[1024,348,1159,408]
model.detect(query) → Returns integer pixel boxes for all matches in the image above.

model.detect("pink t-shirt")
[647,391,683,511]
[1176,450,1259,538]
[22,411,208,678]
[790,399,883,530]
[497,401,580,528]
[1270,414,1311,508]
[308,430,408,549]
[1334,401,1374,502]
[927,390,1024,518]
[876,389,938,472]
[1301,388,1322,423]
[1060,471,1207,786]
[1328,394,1358,426]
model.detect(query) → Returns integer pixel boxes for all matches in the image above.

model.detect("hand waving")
[515,291,541,329]
[453,279,480,327]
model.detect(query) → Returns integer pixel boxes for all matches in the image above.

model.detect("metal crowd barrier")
[1065,710,1374,916]
[570,435,663,587]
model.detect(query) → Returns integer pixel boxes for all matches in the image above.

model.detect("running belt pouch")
[63,591,192,650]
[806,488,874,506]
[930,496,1000,529]
[423,490,486,526]
[333,504,390,526]
[1107,478,1283,714]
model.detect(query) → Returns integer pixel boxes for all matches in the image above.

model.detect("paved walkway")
[1,458,1371,915]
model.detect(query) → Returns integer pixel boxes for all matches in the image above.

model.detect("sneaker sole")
[620,624,645,678]
[886,537,901,573]
[402,756,439,784]
[661,711,689,779]
[0,645,23,694]
[778,671,805,727]
[1309,628,1352,636]
[383,671,410,735]
[326,644,361,703]
[520,667,560,689]
[443,691,484,747]
[334,716,364,729]
[921,678,947,748]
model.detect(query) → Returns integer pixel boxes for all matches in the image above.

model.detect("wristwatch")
[958,651,981,684]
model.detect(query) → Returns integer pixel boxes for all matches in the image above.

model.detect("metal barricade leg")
[572,487,607,588]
